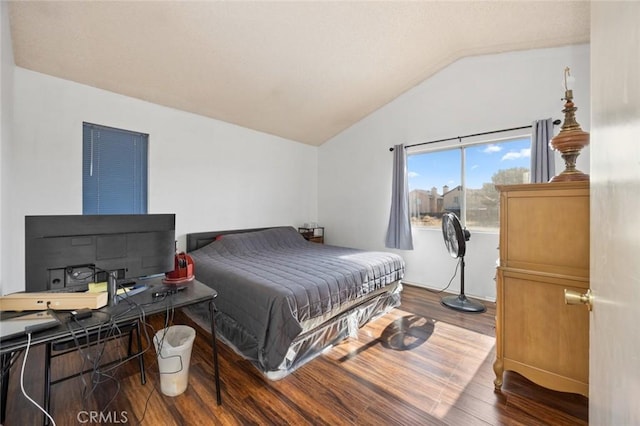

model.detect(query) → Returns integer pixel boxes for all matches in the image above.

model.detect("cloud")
[483,144,502,153]
[502,148,531,161]
[408,171,420,178]
[471,164,479,170]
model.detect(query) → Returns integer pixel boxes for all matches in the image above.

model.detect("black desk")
[0,277,221,424]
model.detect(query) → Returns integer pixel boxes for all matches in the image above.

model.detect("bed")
[185,226,405,380]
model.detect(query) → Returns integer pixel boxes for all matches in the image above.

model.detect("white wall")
[319,44,590,301]
[0,1,15,295]
[2,68,318,294]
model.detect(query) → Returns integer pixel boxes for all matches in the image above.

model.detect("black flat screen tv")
[25,214,176,292]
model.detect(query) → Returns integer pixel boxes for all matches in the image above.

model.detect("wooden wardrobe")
[493,181,590,397]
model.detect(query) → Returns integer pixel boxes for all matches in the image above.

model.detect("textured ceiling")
[8,1,590,146]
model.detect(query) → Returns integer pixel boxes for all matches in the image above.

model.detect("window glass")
[408,137,530,231]
[407,149,461,229]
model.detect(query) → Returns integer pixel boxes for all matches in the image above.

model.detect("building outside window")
[407,137,531,231]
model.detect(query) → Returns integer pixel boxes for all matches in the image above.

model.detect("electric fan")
[440,212,486,313]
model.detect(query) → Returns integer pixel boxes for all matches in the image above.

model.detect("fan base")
[441,294,486,313]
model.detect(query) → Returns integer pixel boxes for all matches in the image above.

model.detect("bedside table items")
[298,225,324,244]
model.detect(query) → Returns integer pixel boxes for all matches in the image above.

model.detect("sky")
[407,138,530,191]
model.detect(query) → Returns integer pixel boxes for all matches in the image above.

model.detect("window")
[407,137,530,231]
[82,123,148,215]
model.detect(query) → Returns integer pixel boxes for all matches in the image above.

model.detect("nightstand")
[298,227,324,244]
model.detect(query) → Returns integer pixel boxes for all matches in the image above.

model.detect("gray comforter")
[189,226,404,371]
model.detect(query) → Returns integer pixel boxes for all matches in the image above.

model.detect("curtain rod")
[388,119,561,151]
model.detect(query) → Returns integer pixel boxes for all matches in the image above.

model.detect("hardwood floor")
[3,284,588,425]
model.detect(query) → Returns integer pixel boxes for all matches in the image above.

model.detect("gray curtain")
[530,118,555,183]
[385,144,413,250]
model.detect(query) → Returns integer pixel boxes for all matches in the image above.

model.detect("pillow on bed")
[206,227,307,254]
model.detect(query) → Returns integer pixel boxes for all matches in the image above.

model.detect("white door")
[590,3,640,424]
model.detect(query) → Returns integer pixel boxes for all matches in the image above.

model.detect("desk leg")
[1,352,11,424]
[44,343,52,425]
[209,300,221,405]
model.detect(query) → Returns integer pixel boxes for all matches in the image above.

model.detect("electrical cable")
[155,298,184,375]
[84,310,135,408]
[45,280,185,424]
[1,350,23,382]
[68,269,96,282]
[49,303,134,411]
[425,257,461,294]
[131,312,172,425]
[134,381,157,426]
[20,333,57,426]
[131,316,161,426]
[92,285,157,418]
[135,299,179,425]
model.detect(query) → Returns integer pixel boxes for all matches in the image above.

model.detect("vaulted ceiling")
[8,1,590,146]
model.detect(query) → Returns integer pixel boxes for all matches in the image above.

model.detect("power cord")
[44,284,182,424]
[425,257,461,294]
[20,333,57,426]
[88,291,162,423]
[49,305,133,413]
[131,301,177,425]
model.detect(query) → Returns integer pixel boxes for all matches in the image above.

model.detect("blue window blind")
[83,123,148,215]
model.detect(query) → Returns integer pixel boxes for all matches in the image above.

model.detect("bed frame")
[187,227,281,252]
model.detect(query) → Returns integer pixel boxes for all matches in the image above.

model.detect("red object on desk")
[162,252,195,284]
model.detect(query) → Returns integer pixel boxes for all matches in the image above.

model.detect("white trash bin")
[153,325,196,396]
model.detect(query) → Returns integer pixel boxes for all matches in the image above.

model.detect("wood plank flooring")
[3,284,588,425]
